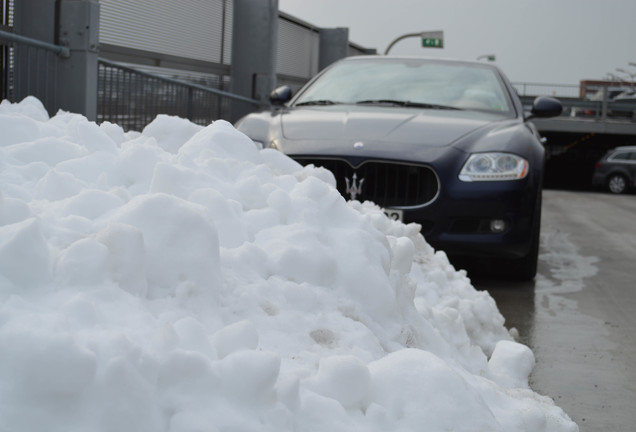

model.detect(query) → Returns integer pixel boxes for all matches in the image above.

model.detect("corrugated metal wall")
[99,0,232,65]
[99,1,368,84]
[277,16,319,80]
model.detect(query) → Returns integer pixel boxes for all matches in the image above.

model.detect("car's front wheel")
[607,174,628,194]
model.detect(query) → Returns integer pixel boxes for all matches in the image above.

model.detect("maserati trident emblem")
[345,173,364,200]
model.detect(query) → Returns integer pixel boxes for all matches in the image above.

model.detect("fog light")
[490,219,506,233]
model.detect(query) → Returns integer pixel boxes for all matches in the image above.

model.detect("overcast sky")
[278,0,636,87]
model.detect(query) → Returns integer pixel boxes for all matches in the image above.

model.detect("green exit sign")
[422,38,443,48]
[420,31,444,49]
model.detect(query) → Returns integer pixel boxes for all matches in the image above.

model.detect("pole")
[384,32,425,55]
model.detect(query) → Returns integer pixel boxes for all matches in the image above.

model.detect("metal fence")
[516,81,636,122]
[0,37,9,101]
[5,1,374,130]
[512,82,582,98]
[0,29,69,113]
[97,58,260,131]
[98,4,372,129]
[1,0,12,101]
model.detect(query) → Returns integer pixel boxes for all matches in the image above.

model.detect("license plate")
[383,208,403,221]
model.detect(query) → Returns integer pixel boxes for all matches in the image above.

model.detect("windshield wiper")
[355,99,463,110]
[295,100,341,106]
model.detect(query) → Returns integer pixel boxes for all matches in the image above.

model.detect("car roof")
[610,146,636,152]
[343,55,499,69]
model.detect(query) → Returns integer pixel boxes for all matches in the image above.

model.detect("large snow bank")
[0,96,577,431]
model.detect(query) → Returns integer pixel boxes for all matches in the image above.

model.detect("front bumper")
[396,178,539,259]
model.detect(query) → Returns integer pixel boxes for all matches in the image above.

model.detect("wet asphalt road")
[470,189,636,431]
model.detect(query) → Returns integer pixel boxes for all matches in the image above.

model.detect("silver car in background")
[592,146,636,193]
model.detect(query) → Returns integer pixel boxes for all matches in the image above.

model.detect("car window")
[294,59,513,115]
[611,152,630,161]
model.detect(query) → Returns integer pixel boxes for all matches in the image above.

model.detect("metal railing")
[0,29,68,111]
[0,29,69,57]
[515,81,636,123]
[513,82,581,98]
[98,58,260,131]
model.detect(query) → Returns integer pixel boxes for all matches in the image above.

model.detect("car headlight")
[459,153,529,182]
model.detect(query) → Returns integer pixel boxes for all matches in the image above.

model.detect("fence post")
[600,86,608,121]
[319,28,349,71]
[56,0,100,121]
[187,87,194,121]
[230,0,278,123]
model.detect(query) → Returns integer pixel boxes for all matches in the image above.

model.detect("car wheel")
[607,174,628,194]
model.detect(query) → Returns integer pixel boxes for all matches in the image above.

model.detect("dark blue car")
[236,56,562,279]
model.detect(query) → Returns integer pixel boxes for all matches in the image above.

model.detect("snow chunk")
[307,355,371,409]
[0,218,51,289]
[488,340,536,389]
[111,193,221,298]
[212,320,259,359]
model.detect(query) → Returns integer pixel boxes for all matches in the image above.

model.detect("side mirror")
[270,86,292,106]
[528,96,562,119]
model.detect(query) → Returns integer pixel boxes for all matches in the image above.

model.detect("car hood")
[279,106,507,151]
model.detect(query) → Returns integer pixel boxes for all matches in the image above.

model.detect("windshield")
[294,58,514,115]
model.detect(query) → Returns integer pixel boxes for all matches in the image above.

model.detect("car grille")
[293,157,439,207]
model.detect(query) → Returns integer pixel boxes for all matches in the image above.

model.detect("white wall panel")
[277,17,318,79]
[99,1,366,80]
[99,0,230,63]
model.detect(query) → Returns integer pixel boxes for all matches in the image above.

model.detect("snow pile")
[0,96,577,431]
